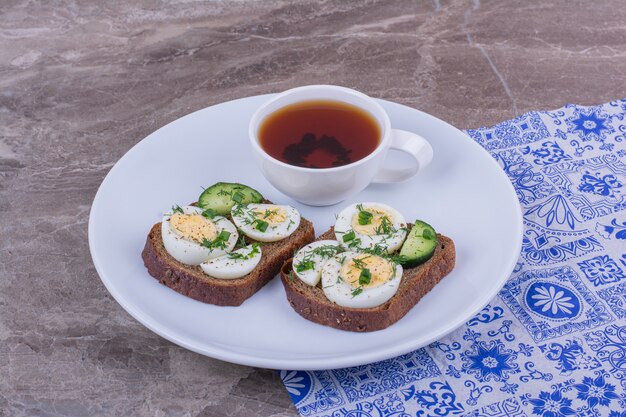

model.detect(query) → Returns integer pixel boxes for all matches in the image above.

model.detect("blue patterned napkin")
[280,100,626,417]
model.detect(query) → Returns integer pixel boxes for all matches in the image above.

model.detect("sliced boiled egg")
[231,203,300,242]
[161,205,238,265]
[334,202,407,253]
[292,240,343,286]
[321,251,402,308]
[200,243,262,279]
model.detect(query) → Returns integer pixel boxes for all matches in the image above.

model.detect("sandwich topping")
[231,203,300,242]
[292,240,343,286]
[161,205,238,266]
[321,251,403,309]
[292,201,438,309]
[152,183,437,301]
[334,202,408,253]
[200,243,262,280]
[159,182,301,280]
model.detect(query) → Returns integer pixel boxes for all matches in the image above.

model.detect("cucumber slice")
[198,182,263,215]
[399,220,438,267]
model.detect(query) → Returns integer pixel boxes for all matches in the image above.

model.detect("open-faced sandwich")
[142,182,315,306]
[280,202,456,331]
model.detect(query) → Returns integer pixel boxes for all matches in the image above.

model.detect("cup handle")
[371,129,434,183]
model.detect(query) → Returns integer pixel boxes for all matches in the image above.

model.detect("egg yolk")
[340,254,394,289]
[351,208,394,235]
[253,206,288,225]
[169,213,217,243]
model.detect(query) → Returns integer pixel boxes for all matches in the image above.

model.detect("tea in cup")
[249,85,433,206]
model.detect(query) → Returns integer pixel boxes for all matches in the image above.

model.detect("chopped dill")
[375,215,396,235]
[295,259,315,272]
[201,230,231,250]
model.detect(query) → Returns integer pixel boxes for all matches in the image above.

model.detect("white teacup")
[249,85,433,206]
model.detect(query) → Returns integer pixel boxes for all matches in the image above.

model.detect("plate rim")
[88,94,523,370]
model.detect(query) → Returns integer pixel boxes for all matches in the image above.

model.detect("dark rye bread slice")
[280,226,455,332]
[142,215,315,306]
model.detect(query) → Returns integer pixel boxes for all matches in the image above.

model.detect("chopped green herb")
[250,242,261,255]
[363,244,388,257]
[388,254,408,265]
[234,206,271,230]
[361,244,406,265]
[227,251,246,260]
[293,245,342,275]
[295,259,315,272]
[288,270,294,283]
[287,219,295,230]
[172,205,184,214]
[356,204,374,225]
[358,268,371,285]
[231,204,249,219]
[351,287,363,297]
[263,208,277,219]
[342,230,356,242]
[358,210,373,225]
[227,242,261,260]
[201,230,231,250]
[375,215,395,235]
[352,257,368,269]
[254,219,269,232]
[310,244,343,258]
[201,208,217,219]
[201,238,221,250]
[347,238,362,249]
[232,190,245,204]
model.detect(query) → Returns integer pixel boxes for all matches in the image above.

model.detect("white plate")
[88,94,522,370]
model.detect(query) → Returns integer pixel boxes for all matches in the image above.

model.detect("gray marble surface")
[2,1,626,416]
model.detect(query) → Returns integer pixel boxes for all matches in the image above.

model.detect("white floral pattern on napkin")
[281,99,626,417]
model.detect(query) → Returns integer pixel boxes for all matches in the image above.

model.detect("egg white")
[200,244,262,279]
[334,202,407,253]
[161,205,238,265]
[321,251,402,309]
[231,203,300,242]
[292,240,343,286]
